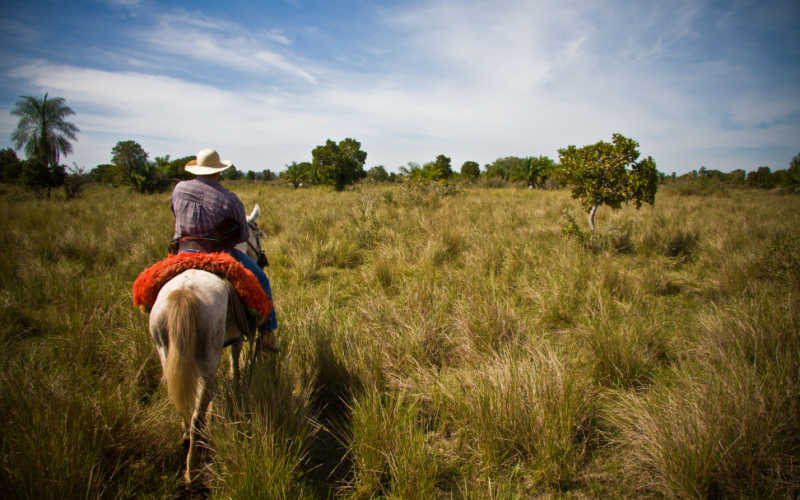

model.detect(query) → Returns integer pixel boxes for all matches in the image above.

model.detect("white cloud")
[2,0,796,175]
[144,13,316,84]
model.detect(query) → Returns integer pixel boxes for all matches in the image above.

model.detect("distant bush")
[668,177,731,196]
[395,180,461,208]
[20,159,64,196]
[63,164,92,199]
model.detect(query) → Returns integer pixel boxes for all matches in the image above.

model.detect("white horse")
[148,204,269,484]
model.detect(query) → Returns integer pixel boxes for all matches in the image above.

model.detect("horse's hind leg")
[184,375,216,484]
[229,338,242,391]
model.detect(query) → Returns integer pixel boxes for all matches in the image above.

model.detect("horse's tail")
[165,288,199,424]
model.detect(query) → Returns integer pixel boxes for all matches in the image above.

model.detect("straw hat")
[185,148,233,175]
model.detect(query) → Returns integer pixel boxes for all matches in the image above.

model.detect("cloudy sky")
[1,0,797,175]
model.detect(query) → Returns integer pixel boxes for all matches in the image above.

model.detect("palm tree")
[11,93,79,167]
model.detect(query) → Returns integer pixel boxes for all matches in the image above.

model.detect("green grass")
[1,181,798,498]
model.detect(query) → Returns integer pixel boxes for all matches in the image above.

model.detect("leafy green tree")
[367,165,389,182]
[111,140,167,193]
[312,138,367,190]
[221,166,243,180]
[260,169,276,181]
[746,166,774,189]
[282,161,313,187]
[772,169,790,187]
[166,156,195,180]
[527,155,557,187]
[460,161,480,179]
[787,153,800,188]
[11,94,79,169]
[153,154,170,170]
[0,147,22,182]
[20,159,64,195]
[400,162,425,182]
[558,133,658,234]
[90,163,124,185]
[484,157,526,182]
[727,169,746,185]
[423,154,453,181]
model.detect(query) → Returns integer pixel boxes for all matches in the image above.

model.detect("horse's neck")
[234,239,258,262]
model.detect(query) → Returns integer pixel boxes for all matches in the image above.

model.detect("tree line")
[3,93,799,201]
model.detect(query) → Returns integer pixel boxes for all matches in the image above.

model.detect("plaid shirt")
[170,177,249,243]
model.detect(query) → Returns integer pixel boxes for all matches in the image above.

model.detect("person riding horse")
[170,148,278,352]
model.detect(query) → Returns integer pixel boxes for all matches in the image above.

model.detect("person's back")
[171,175,248,253]
[170,148,279,351]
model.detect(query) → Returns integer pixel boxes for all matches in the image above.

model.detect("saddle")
[132,252,273,326]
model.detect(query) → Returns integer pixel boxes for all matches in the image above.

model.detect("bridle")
[246,221,269,269]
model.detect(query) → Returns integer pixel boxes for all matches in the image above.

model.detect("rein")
[246,221,269,268]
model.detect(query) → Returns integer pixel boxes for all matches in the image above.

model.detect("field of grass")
[0,181,798,499]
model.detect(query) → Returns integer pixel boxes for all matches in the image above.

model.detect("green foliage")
[424,154,453,181]
[0,147,22,182]
[20,159,64,195]
[367,165,390,182]
[63,164,91,200]
[10,93,79,168]
[312,137,367,190]
[747,166,775,188]
[111,140,169,193]
[164,155,194,180]
[561,211,593,247]
[221,165,244,180]
[89,163,125,185]
[460,160,480,179]
[484,156,529,182]
[483,155,558,186]
[400,161,424,181]
[527,155,558,187]
[400,155,453,182]
[282,161,313,187]
[558,133,658,233]
[790,153,800,186]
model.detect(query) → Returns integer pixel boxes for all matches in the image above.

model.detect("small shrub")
[63,164,92,199]
[664,229,699,259]
[606,222,635,254]
[561,211,592,247]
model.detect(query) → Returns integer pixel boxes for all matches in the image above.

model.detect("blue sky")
[1,0,798,174]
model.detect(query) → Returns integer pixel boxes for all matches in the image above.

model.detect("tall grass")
[0,182,798,497]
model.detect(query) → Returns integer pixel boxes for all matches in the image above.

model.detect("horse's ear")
[248,204,260,223]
